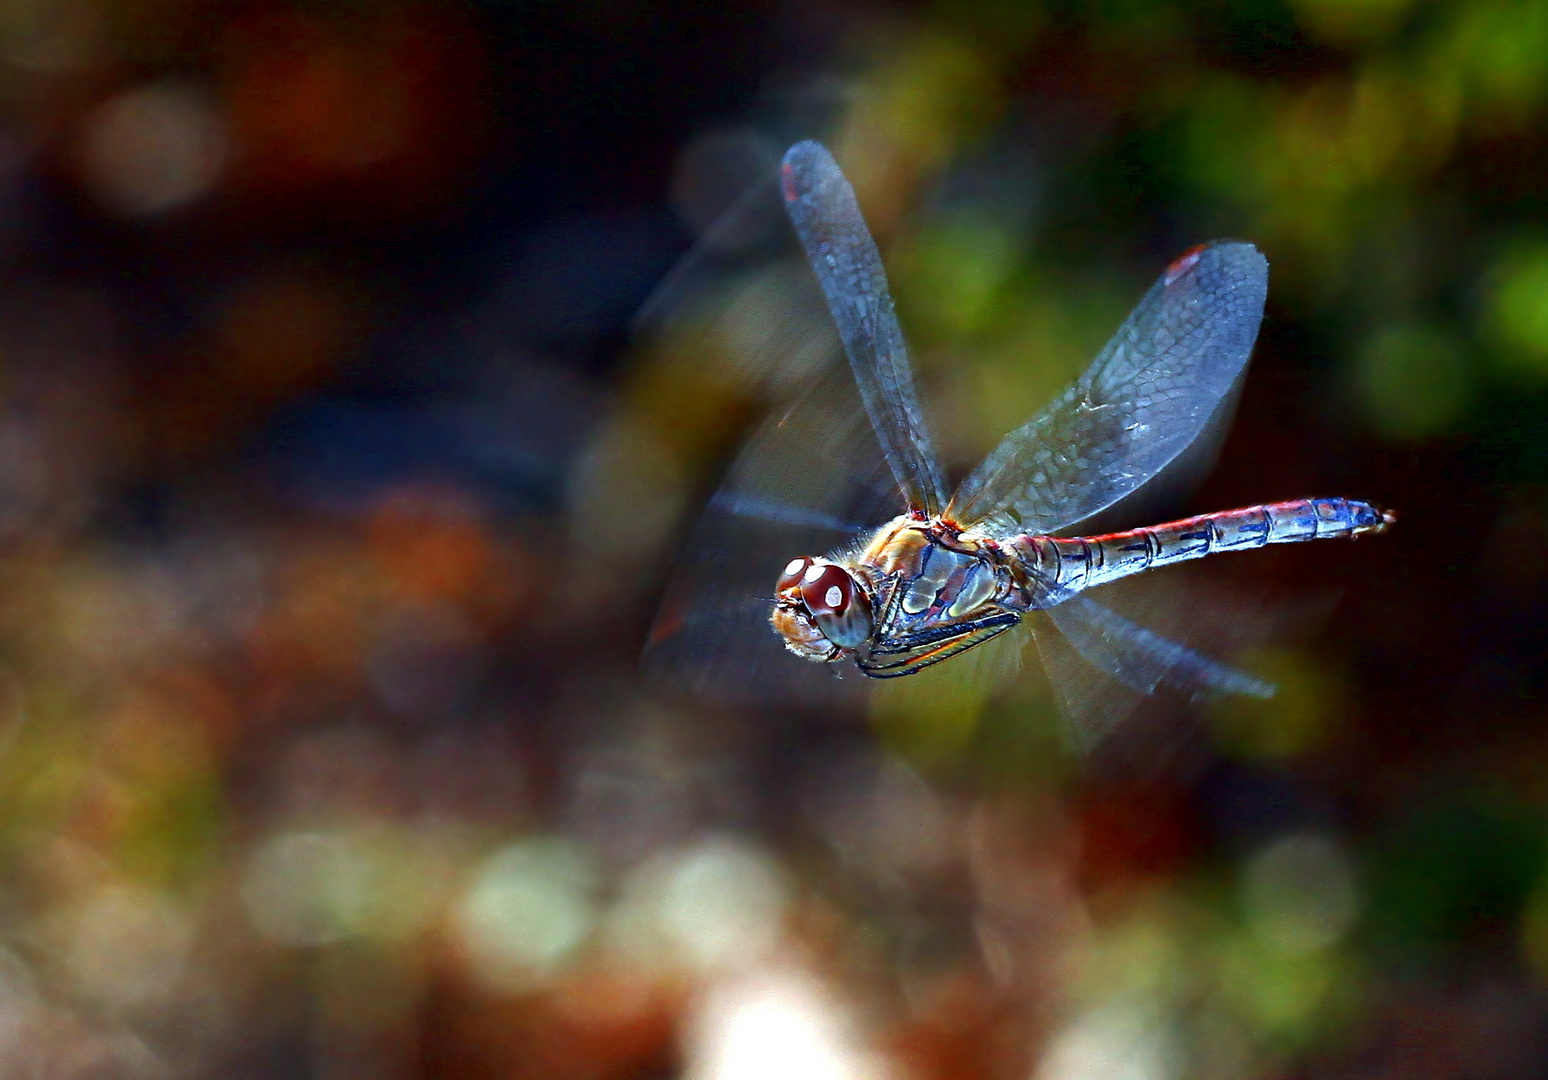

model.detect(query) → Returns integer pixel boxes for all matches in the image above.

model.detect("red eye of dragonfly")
[787,560,872,649]
[798,562,854,616]
[775,556,815,594]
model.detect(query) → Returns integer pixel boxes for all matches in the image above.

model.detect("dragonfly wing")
[643,362,898,706]
[646,522,866,708]
[632,181,782,337]
[781,141,949,518]
[705,491,864,533]
[950,241,1268,535]
[1046,592,1275,698]
[1038,590,1273,752]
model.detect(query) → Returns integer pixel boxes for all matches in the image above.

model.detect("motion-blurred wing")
[781,141,948,519]
[949,241,1268,535]
[1047,593,1273,697]
[1035,585,1274,753]
[643,362,898,706]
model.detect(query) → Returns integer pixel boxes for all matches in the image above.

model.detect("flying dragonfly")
[648,140,1392,716]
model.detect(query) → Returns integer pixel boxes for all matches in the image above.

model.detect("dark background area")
[0,0,1544,1077]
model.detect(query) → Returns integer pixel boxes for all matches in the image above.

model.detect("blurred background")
[0,0,1543,1077]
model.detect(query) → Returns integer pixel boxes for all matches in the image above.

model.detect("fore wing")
[781,141,949,519]
[643,361,898,706]
[949,241,1268,535]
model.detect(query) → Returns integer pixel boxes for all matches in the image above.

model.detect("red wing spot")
[1164,244,1206,285]
[780,162,799,204]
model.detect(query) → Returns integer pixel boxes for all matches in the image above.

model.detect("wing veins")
[951,242,1269,535]
[781,141,948,517]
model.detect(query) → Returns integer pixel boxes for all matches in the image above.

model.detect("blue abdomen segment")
[1013,497,1394,596]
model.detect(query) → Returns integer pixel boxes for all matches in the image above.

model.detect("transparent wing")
[949,241,1268,535]
[643,362,899,706]
[1031,574,1275,754]
[781,141,948,518]
[1048,594,1273,694]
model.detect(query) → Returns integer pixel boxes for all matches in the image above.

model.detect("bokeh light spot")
[1217,932,1351,1042]
[1446,0,1548,115]
[1242,833,1360,954]
[78,83,228,216]
[242,831,375,947]
[1033,999,1181,1080]
[1353,323,1471,440]
[684,967,891,1080]
[610,835,788,976]
[1486,243,1548,378]
[60,884,192,1008]
[453,837,600,994]
[53,559,187,668]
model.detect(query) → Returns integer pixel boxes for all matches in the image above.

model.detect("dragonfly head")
[770,556,874,662]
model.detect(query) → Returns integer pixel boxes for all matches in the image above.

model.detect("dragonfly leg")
[859,611,1022,678]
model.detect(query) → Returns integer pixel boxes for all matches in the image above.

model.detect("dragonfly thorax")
[770,517,1022,674]
[771,555,875,662]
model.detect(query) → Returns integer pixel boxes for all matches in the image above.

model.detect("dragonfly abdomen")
[1006,497,1393,598]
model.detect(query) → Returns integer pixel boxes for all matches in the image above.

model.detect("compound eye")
[798,562,855,616]
[796,562,873,650]
[775,556,815,594]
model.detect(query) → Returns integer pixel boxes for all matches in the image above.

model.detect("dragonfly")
[648,140,1392,716]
